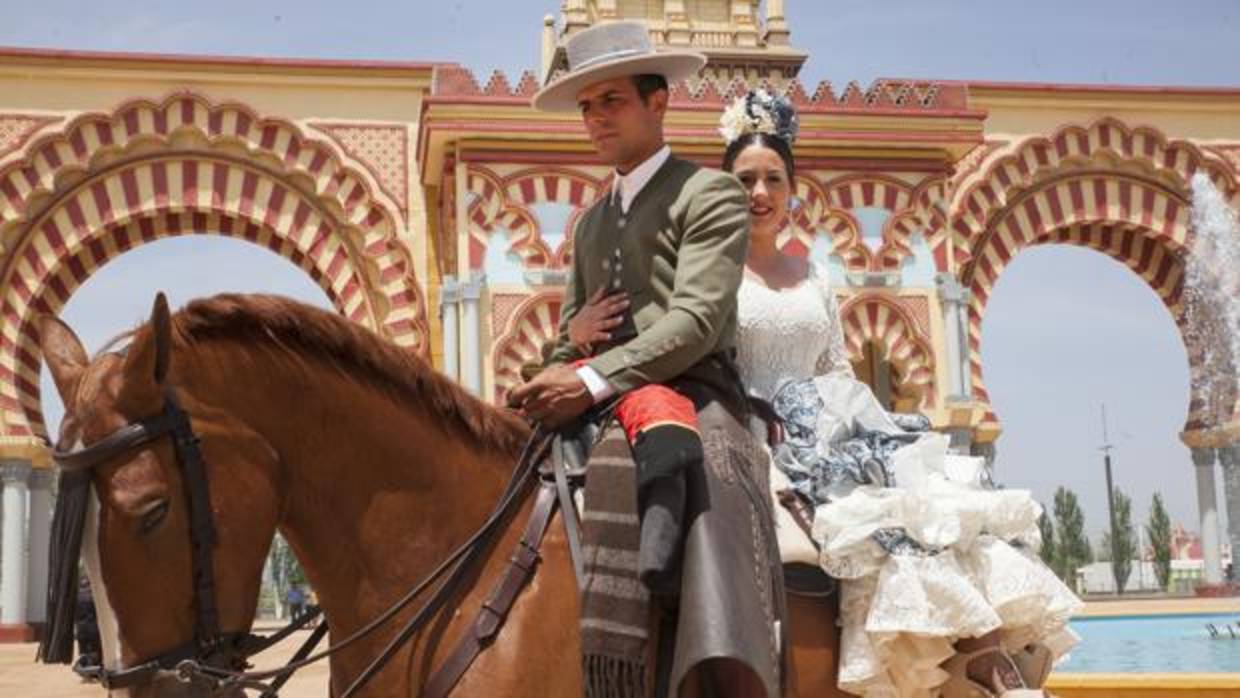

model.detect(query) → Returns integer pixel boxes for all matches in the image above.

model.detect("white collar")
[610,145,671,214]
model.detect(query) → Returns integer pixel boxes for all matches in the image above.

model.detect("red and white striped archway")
[949,118,1239,435]
[838,293,937,407]
[783,173,946,272]
[465,165,606,271]
[491,292,562,403]
[949,117,1238,270]
[0,92,428,437]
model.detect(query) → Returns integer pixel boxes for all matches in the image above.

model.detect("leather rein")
[52,388,566,696]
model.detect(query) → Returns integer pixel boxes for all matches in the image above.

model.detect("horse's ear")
[123,293,173,391]
[38,316,88,405]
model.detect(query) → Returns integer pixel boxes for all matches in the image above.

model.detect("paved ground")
[0,624,330,697]
[5,598,1240,696]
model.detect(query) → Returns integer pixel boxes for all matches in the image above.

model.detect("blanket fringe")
[584,654,647,698]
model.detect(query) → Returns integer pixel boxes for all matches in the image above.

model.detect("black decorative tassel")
[37,469,91,664]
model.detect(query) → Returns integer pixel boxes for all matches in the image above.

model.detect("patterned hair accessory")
[718,89,799,145]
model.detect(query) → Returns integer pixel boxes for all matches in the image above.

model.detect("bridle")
[48,385,558,696]
[50,389,291,690]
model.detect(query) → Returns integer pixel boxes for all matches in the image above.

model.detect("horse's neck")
[182,351,518,631]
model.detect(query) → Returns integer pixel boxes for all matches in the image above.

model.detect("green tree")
[1052,487,1091,592]
[267,534,307,617]
[1109,488,1137,594]
[1037,508,1056,567]
[1146,493,1173,591]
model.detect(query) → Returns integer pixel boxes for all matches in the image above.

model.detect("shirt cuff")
[575,365,616,403]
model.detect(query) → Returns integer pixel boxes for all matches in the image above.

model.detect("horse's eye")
[139,500,170,535]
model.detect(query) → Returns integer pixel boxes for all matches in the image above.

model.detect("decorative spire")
[544,0,807,85]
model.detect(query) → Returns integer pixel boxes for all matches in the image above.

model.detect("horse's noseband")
[51,390,261,690]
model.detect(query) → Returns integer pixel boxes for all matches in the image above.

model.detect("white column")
[1220,443,1240,581]
[440,275,461,381]
[0,460,30,627]
[460,273,486,396]
[1193,447,1224,585]
[936,273,977,453]
[935,273,971,400]
[24,468,52,624]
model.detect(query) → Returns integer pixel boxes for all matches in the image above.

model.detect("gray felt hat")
[533,21,706,112]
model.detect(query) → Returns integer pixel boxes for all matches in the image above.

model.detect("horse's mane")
[137,293,529,455]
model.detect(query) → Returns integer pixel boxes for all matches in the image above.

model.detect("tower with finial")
[541,0,807,85]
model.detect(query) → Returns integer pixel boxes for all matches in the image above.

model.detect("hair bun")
[718,89,799,146]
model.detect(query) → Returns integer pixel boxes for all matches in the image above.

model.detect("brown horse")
[39,293,842,697]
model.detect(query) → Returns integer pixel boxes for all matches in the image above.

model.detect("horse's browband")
[52,410,176,470]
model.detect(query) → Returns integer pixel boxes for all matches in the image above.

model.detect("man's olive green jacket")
[544,155,750,394]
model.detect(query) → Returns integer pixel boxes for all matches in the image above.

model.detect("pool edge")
[1048,672,1240,697]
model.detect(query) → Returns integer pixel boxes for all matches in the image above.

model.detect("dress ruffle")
[778,375,1082,696]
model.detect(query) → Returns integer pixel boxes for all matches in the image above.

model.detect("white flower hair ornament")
[717,89,799,145]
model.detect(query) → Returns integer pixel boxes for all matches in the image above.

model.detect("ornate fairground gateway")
[0,0,1237,675]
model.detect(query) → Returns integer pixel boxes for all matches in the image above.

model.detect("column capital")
[1192,446,1218,468]
[27,468,54,490]
[934,272,970,304]
[0,459,31,484]
[460,273,487,300]
[439,275,461,306]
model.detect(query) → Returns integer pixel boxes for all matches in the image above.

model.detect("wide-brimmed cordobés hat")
[533,21,706,112]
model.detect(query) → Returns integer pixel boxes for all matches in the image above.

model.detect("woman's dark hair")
[722,132,796,181]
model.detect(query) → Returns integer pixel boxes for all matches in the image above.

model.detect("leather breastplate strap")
[422,481,561,698]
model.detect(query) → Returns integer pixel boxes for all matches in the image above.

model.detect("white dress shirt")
[574,145,672,401]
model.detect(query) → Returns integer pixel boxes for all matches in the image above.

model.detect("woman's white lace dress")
[735,264,1081,697]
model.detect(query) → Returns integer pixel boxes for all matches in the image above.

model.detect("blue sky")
[7,1,1239,543]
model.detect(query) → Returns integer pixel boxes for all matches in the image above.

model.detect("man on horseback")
[511,20,782,698]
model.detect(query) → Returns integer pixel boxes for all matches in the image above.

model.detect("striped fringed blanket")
[579,422,650,698]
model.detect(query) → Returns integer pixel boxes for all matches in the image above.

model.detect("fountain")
[1185,173,1240,434]
[1184,173,1240,589]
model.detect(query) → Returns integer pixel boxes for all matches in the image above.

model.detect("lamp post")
[1101,404,1121,593]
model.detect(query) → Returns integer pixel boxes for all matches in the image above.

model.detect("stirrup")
[940,647,1049,698]
[1010,643,1053,688]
